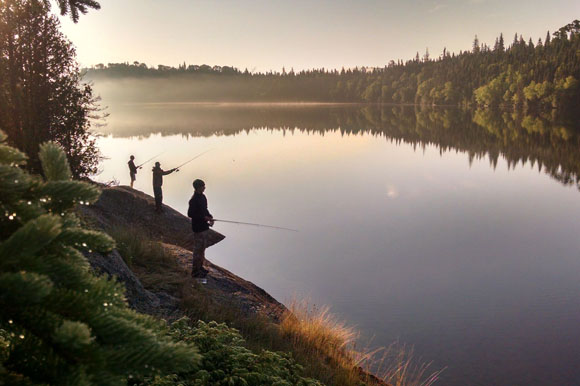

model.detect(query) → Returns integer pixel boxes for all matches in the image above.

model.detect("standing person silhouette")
[128,155,140,188]
[188,179,225,278]
[152,162,178,213]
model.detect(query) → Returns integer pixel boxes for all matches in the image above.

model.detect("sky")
[59,0,580,72]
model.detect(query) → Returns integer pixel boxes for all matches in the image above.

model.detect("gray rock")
[82,185,287,322]
[85,249,181,319]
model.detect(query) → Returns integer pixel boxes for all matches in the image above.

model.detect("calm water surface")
[94,104,580,385]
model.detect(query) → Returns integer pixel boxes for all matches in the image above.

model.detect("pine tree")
[0,132,199,385]
[472,35,480,53]
[42,0,101,23]
[0,0,102,178]
[423,47,430,62]
[498,33,505,52]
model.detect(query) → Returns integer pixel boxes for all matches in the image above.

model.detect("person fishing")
[152,162,178,213]
[187,179,225,278]
[128,155,141,188]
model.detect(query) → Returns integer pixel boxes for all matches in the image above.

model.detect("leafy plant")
[134,317,323,386]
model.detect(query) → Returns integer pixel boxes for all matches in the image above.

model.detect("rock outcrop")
[81,185,286,321]
[86,248,181,318]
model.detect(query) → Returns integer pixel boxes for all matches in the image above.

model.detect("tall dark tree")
[472,35,480,53]
[423,47,430,62]
[0,0,101,177]
[498,33,505,52]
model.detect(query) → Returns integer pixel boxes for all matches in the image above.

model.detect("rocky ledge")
[81,185,286,322]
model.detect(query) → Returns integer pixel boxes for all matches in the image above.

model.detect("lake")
[94,102,580,385]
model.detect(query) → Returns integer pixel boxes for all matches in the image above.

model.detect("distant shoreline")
[116,101,459,108]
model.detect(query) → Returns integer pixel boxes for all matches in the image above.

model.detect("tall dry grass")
[281,298,443,386]
[280,299,364,384]
[371,342,444,386]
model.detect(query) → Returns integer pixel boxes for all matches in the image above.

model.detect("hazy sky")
[60,0,579,72]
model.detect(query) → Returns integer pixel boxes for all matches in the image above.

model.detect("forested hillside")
[85,20,580,112]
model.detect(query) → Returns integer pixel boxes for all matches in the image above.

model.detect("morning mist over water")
[93,100,580,386]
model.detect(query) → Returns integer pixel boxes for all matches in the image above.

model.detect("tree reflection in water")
[101,104,580,191]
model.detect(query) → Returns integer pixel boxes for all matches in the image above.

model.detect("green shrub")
[134,317,324,386]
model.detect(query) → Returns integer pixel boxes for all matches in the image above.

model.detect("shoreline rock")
[81,185,286,321]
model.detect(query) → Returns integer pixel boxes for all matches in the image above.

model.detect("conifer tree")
[472,35,480,53]
[423,47,430,62]
[0,133,199,385]
[41,0,101,23]
[0,0,102,178]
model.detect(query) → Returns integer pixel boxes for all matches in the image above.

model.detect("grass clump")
[280,299,365,385]
[281,300,443,386]
[375,343,443,386]
[107,225,186,293]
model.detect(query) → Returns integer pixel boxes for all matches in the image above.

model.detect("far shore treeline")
[85,20,580,113]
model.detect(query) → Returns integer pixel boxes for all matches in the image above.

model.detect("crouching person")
[187,179,225,278]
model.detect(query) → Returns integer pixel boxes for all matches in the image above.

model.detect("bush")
[134,317,323,386]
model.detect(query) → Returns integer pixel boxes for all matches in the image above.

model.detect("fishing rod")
[173,149,213,170]
[137,151,166,168]
[213,219,298,232]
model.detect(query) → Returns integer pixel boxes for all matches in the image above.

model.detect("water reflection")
[101,104,580,192]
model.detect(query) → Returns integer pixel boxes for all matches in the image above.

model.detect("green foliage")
[0,134,200,385]
[39,142,73,181]
[134,318,323,386]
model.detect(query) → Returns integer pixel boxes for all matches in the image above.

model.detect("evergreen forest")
[86,20,580,113]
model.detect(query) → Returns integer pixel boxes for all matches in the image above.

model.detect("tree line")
[86,20,580,113]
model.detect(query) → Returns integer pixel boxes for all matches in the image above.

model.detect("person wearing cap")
[128,155,140,188]
[187,179,224,277]
[152,162,178,213]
